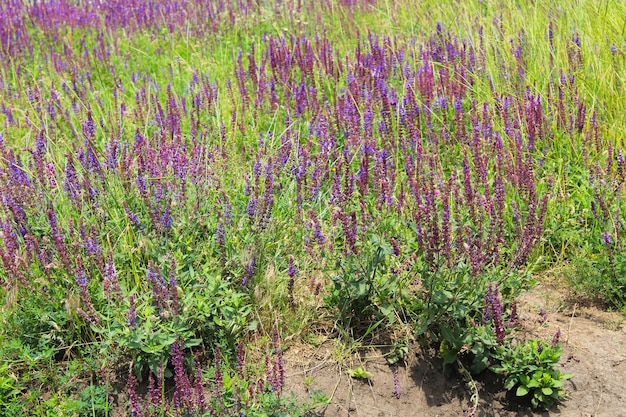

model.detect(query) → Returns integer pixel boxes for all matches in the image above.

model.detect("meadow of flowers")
[0,0,624,415]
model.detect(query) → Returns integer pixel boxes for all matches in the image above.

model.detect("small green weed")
[492,339,572,410]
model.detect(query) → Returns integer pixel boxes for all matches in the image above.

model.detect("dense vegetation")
[0,0,624,415]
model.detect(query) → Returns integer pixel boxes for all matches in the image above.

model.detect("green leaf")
[542,387,553,395]
[432,289,453,305]
[504,376,518,391]
[552,379,564,388]
[527,378,541,388]
[470,355,488,374]
[183,338,202,348]
[518,374,530,385]
[516,385,529,396]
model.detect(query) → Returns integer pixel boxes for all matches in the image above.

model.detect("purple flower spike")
[127,295,137,328]
[287,256,297,278]
[551,328,562,347]
[484,283,505,344]
[287,255,296,304]
[393,367,401,399]
[128,372,142,417]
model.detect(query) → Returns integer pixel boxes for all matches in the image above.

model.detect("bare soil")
[284,284,626,417]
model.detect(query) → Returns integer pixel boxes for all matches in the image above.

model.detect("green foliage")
[347,366,373,380]
[0,363,21,408]
[561,148,626,312]
[492,340,572,410]
[327,232,409,330]
[413,264,529,366]
[103,266,252,377]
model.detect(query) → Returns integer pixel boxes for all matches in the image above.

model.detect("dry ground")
[284,284,626,417]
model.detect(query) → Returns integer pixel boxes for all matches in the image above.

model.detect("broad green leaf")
[504,376,517,391]
[432,289,453,305]
[516,385,529,396]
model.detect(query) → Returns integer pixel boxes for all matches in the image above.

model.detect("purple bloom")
[247,198,257,220]
[287,255,297,278]
[123,202,143,229]
[484,283,505,344]
[172,340,192,410]
[128,372,142,417]
[169,259,180,314]
[75,270,88,289]
[287,255,296,304]
[268,328,284,395]
[148,369,162,409]
[215,221,225,246]
[147,263,170,312]
[63,156,81,202]
[391,238,401,256]
[552,328,562,347]
[194,351,206,411]
[236,341,246,379]
[393,367,400,399]
[103,256,121,300]
[159,206,173,232]
[243,256,256,286]
[127,295,137,328]
[137,169,147,198]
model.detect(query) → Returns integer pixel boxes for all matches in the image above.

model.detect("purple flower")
[508,300,518,327]
[159,206,173,232]
[172,340,192,410]
[127,295,137,328]
[137,169,147,198]
[268,328,284,395]
[484,283,505,344]
[247,198,257,220]
[393,367,400,399]
[391,238,401,256]
[123,202,143,229]
[148,369,162,409]
[63,156,80,202]
[215,221,225,246]
[287,256,296,278]
[236,341,246,379]
[128,372,142,417]
[75,270,88,289]
[243,256,256,286]
[551,328,562,347]
[194,351,206,411]
[103,257,121,300]
[147,264,169,311]
[287,256,296,304]
[169,259,180,314]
